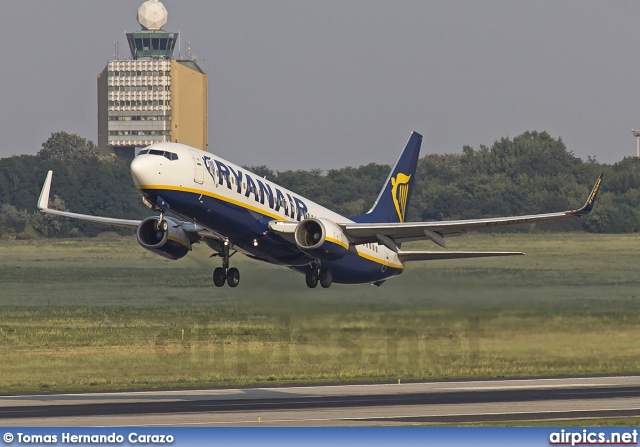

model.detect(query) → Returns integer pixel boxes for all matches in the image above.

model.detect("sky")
[1,0,640,170]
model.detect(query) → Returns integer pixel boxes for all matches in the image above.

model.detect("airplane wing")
[340,174,602,250]
[396,250,524,262]
[38,171,141,229]
[37,170,220,239]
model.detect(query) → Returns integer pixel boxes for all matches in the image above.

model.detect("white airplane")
[38,132,602,288]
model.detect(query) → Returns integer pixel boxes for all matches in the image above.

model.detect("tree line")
[0,130,638,239]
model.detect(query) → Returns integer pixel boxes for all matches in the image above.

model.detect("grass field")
[0,232,639,393]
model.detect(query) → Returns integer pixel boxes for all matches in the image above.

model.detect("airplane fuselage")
[130,142,404,285]
[38,131,601,289]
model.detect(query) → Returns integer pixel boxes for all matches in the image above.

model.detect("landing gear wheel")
[227,267,240,287]
[212,240,241,288]
[305,269,318,288]
[319,269,333,288]
[213,267,226,287]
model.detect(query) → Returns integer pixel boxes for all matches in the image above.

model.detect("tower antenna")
[632,129,640,158]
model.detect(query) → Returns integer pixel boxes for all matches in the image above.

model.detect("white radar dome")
[137,0,168,30]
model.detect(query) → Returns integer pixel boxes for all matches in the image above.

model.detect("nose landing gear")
[212,240,240,287]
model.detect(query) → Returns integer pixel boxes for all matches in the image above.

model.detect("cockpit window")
[138,149,178,160]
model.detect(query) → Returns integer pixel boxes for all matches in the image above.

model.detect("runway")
[2,376,640,426]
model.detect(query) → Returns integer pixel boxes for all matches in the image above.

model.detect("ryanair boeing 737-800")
[38,132,602,288]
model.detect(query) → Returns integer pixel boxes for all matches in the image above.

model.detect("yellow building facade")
[169,60,208,150]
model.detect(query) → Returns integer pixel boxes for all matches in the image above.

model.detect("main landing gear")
[212,240,240,287]
[305,263,333,289]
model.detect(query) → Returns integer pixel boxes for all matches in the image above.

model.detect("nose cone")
[130,155,155,187]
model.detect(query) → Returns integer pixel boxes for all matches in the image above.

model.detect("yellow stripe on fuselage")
[357,250,403,269]
[325,236,349,250]
[139,184,286,222]
[138,184,403,270]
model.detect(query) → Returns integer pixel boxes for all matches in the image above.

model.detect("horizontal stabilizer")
[397,250,525,262]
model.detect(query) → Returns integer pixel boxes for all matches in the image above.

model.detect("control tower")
[98,0,208,158]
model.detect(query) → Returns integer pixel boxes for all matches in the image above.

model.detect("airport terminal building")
[97,0,208,158]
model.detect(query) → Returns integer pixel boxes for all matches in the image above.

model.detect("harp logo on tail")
[391,173,411,222]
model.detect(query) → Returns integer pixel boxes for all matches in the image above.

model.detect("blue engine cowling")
[136,216,192,260]
[294,218,350,261]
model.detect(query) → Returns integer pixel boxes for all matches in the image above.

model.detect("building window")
[108,115,169,121]
[109,130,170,136]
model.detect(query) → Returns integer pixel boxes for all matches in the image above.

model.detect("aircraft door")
[190,150,204,184]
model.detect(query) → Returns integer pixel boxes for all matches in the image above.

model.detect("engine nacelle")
[294,217,350,261]
[136,216,192,260]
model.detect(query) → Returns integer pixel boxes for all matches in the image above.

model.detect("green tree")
[38,132,99,161]
[1,129,638,237]
[0,132,148,237]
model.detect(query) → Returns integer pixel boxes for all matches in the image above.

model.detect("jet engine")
[294,217,350,261]
[136,216,192,260]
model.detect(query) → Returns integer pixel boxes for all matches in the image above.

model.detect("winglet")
[569,173,603,216]
[38,170,53,210]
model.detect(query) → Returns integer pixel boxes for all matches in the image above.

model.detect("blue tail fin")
[351,132,422,223]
